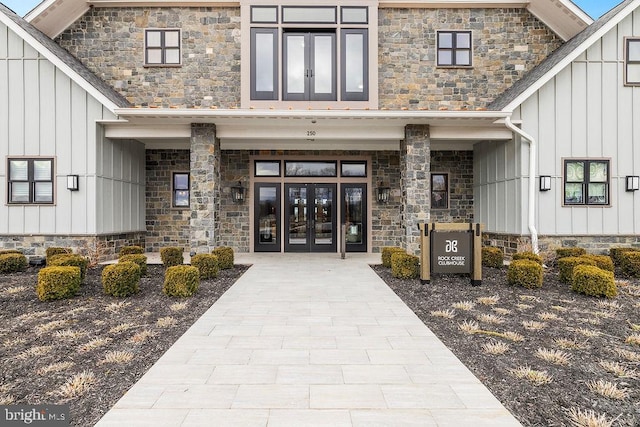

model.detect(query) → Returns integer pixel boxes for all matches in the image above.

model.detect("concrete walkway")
[96,253,521,427]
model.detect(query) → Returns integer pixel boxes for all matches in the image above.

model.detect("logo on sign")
[445,240,458,253]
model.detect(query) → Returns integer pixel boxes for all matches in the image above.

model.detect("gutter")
[504,116,539,254]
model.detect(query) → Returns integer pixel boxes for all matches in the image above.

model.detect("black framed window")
[251,28,278,100]
[251,6,278,23]
[285,161,337,177]
[340,161,366,177]
[437,31,472,67]
[145,29,181,66]
[341,7,368,24]
[564,160,610,206]
[625,38,640,86]
[173,172,190,207]
[8,158,54,204]
[255,161,281,177]
[341,29,368,101]
[431,173,448,209]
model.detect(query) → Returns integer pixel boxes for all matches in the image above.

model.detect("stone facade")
[219,150,251,252]
[430,151,474,223]
[371,151,403,251]
[145,149,191,252]
[57,7,241,108]
[378,8,563,110]
[483,233,640,257]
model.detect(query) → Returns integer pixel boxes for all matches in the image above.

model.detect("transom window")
[437,31,472,67]
[145,29,181,66]
[8,158,54,204]
[173,172,190,207]
[625,38,640,86]
[564,160,610,206]
[431,173,449,209]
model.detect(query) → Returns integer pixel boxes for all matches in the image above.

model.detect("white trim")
[502,0,640,112]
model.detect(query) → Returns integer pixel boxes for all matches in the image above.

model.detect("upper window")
[625,38,640,86]
[145,29,181,66]
[431,173,449,209]
[8,158,54,204]
[564,160,610,206]
[173,172,190,207]
[437,31,472,67]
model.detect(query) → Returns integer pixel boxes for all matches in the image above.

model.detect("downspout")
[504,116,539,254]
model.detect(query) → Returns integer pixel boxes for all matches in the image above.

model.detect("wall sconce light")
[377,183,391,204]
[231,181,245,203]
[539,175,551,192]
[67,175,79,191]
[626,176,640,192]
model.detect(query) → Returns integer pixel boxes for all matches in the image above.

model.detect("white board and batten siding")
[0,20,145,236]
[476,9,640,237]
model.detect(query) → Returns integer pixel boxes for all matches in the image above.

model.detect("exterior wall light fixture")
[377,183,390,204]
[231,181,245,203]
[67,175,79,191]
[539,175,551,191]
[626,176,640,192]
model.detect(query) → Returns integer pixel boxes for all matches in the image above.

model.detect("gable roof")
[489,0,638,112]
[0,3,130,113]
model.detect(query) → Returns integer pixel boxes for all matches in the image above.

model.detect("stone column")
[190,124,220,254]
[401,125,431,255]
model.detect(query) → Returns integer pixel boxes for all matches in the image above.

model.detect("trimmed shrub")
[557,256,597,284]
[119,245,144,257]
[555,247,586,259]
[102,262,141,297]
[0,249,23,255]
[620,251,640,278]
[507,259,543,289]
[163,265,200,297]
[47,254,89,282]
[572,264,617,298]
[119,254,148,276]
[610,247,640,267]
[212,247,234,270]
[0,253,28,274]
[512,251,543,266]
[45,247,72,264]
[191,254,219,279]
[391,252,419,279]
[160,247,184,267]
[482,247,503,268]
[581,254,614,273]
[36,266,81,301]
[381,247,405,268]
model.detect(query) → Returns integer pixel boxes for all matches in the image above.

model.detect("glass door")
[254,183,281,252]
[342,184,367,252]
[285,184,336,252]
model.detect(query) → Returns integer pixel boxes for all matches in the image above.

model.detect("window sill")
[144,64,183,68]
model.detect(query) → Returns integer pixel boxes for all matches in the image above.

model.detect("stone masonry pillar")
[401,125,431,255]
[190,124,220,254]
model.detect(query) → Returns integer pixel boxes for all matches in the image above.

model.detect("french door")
[254,183,281,252]
[284,184,337,252]
[283,32,336,101]
[342,184,367,252]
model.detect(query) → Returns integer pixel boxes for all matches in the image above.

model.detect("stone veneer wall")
[56,7,241,108]
[145,149,191,252]
[483,233,640,257]
[371,151,403,251]
[378,8,562,110]
[219,150,251,252]
[430,151,474,223]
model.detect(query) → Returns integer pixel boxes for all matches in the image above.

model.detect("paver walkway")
[96,253,521,426]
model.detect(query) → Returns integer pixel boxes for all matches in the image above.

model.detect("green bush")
[36,266,81,301]
[557,256,597,284]
[381,247,405,268]
[0,253,28,274]
[47,254,89,282]
[482,247,503,268]
[212,247,234,270]
[507,259,543,289]
[512,251,543,265]
[391,252,419,279]
[581,254,614,273]
[160,247,184,267]
[102,262,141,297]
[610,247,640,267]
[572,264,617,298]
[45,247,72,264]
[119,254,148,276]
[119,245,144,257]
[163,265,200,297]
[555,247,587,259]
[191,254,219,279]
[0,249,23,255]
[620,251,640,278]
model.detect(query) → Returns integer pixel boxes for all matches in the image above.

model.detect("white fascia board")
[379,0,527,7]
[26,1,90,38]
[0,12,120,113]
[528,0,592,41]
[104,124,192,139]
[502,0,640,113]
[430,126,513,140]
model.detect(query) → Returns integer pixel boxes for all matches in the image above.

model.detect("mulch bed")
[0,264,247,426]
[373,264,640,426]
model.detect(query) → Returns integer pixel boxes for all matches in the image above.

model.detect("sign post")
[419,223,482,286]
